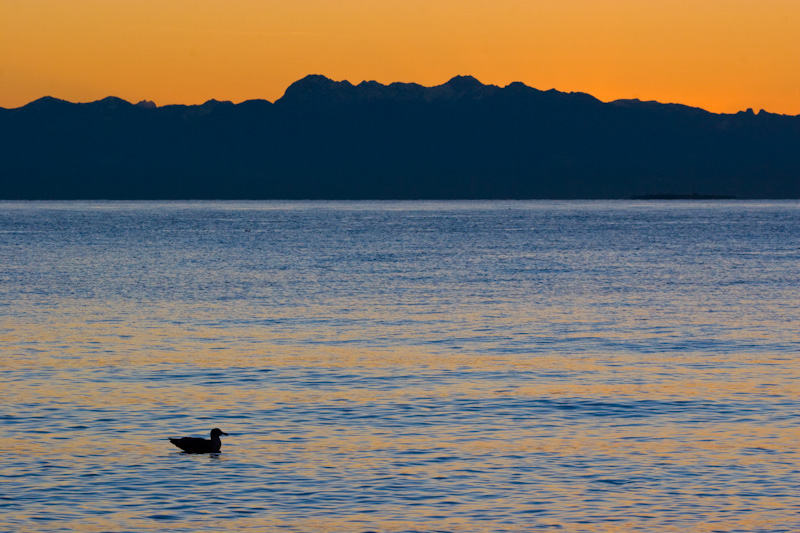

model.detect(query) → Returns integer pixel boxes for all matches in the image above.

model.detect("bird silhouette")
[169,428,229,453]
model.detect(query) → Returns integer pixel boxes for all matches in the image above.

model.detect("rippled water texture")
[1,201,799,532]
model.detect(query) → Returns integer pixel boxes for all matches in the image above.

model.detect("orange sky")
[2,0,799,114]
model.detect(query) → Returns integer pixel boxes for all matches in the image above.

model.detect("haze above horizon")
[2,0,799,115]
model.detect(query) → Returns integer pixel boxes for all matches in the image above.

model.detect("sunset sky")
[2,0,799,114]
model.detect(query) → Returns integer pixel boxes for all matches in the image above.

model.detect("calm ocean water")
[1,200,798,532]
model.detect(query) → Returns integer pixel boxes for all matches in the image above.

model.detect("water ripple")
[1,201,799,532]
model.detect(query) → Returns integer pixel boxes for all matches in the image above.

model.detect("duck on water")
[169,428,229,453]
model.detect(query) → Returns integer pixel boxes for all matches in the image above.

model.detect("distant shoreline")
[631,194,737,200]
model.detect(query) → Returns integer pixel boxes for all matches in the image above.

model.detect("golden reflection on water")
[3,296,799,533]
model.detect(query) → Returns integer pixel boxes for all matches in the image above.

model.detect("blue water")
[1,201,798,532]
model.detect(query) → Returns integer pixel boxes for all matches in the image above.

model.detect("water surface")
[1,201,798,532]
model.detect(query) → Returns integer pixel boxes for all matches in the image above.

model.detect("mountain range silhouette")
[1,75,798,199]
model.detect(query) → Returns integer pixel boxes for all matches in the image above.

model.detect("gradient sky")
[2,0,799,114]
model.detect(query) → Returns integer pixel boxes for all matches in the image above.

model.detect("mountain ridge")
[5,75,773,116]
[1,75,798,199]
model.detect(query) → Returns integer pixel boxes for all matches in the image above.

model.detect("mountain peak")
[83,96,134,110]
[444,75,483,88]
[201,99,234,108]
[285,75,349,93]
[435,75,498,100]
[278,75,357,107]
[22,96,74,111]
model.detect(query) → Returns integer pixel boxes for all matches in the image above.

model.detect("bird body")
[169,428,229,453]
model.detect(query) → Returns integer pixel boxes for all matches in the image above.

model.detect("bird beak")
[221,432,229,436]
